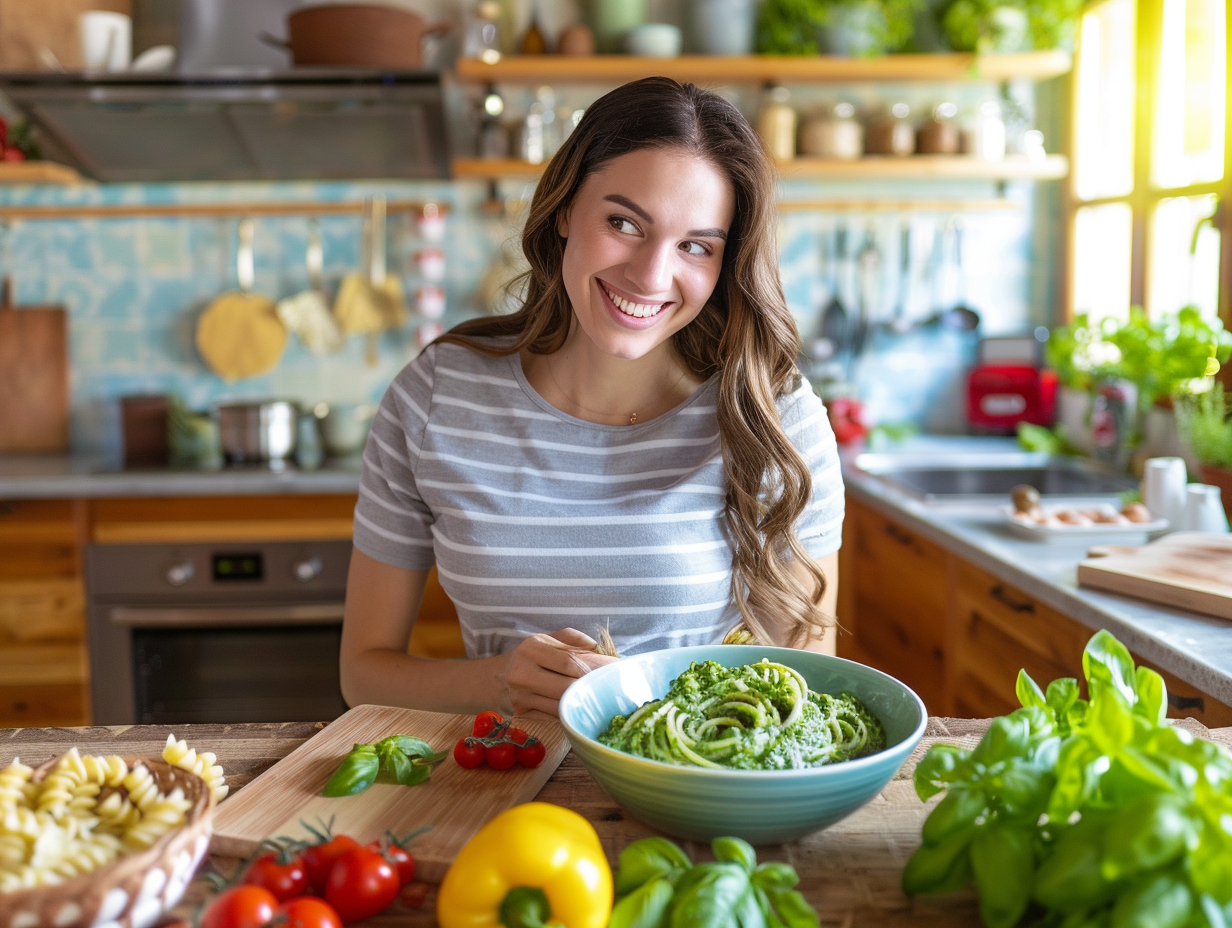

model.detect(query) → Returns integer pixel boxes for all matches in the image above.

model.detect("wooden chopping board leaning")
[209,704,570,883]
[196,218,288,382]
[0,277,69,452]
[334,195,406,365]
[1077,532,1232,620]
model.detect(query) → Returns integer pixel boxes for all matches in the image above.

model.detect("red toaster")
[966,364,1058,432]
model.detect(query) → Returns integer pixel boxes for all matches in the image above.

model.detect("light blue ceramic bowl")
[558,645,927,844]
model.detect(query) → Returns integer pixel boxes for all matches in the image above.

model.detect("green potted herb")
[757,0,922,56]
[936,0,1081,52]
[1177,383,1232,520]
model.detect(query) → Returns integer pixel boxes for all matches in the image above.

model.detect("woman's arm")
[339,548,616,717]
[794,550,838,655]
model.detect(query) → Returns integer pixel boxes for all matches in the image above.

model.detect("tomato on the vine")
[505,727,530,745]
[299,834,361,894]
[472,710,505,737]
[485,741,517,770]
[324,846,401,922]
[400,882,429,909]
[368,838,416,885]
[275,897,342,928]
[454,736,486,768]
[516,739,547,769]
[243,850,309,901]
[200,885,278,928]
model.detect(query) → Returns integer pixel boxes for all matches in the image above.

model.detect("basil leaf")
[712,836,757,873]
[1016,669,1048,711]
[970,713,1031,767]
[668,862,761,928]
[615,837,693,896]
[752,862,799,892]
[902,826,974,896]
[1083,628,1137,706]
[610,877,674,928]
[1102,793,1190,879]
[1110,871,1193,928]
[322,748,380,797]
[920,787,985,846]
[760,885,820,928]
[382,735,441,760]
[1133,666,1167,724]
[971,824,1034,928]
[913,744,972,801]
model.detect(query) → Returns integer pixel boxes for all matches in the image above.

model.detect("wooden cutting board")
[0,285,69,453]
[1077,532,1232,620]
[210,704,570,881]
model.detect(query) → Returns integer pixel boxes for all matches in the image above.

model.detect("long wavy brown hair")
[437,76,830,647]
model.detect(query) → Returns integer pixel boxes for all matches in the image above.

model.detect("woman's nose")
[625,241,673,294]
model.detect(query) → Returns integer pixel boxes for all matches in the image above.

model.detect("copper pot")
[265,4,449,69]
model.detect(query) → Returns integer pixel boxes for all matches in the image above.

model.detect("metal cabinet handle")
[1168,692,1205,713]
[882,523,914,546]
[109,602,345,628]
[989,585,1035,614]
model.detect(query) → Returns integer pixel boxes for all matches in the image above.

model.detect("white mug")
[80,11,131,71]
[1142,456,1187,529]
[1183,483,1230,533]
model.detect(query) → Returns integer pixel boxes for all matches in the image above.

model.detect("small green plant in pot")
[757,0,922,55]
[1176,383,1232,520]
[937,0,1081,52]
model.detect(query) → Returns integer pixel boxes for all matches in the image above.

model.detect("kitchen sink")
[853,451,1139,502]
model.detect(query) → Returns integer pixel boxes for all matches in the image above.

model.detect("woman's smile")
[596,279,674,323]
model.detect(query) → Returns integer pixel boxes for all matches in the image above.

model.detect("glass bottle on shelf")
[865,102,915,156]
[477,89,510,159]
[963,100,1006,161]
[756,85,796,161]
[916,101,960,155]
[521,1,548,54]
[463,0,503,63]
[799,101,863,160]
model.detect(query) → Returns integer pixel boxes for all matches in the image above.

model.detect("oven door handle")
[108,603,347,628]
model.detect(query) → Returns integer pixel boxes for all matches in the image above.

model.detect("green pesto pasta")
[598,659,887,770]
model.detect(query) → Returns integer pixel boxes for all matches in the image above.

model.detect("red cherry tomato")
[399,882,429,909]
[1,148,25,162]
[275,897,342,928]
[516,739,547,769]
[201,886,278,928]
[453,737,485,769]
[485,741,517,770]
[472,710,505,737]
[324,846,401,922]
[243,851,309,901]
[368,839,416,885]
[505,727,530,745]
[299,834,361,895]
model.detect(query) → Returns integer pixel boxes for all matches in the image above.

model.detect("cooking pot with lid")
[213,400,298,464]
[263,4,449,69]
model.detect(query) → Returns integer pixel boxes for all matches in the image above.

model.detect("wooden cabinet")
[837,497,950,714]
[0,499,88,726]
[840,496,1232,726]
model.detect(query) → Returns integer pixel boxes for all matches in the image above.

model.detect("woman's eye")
[609,216,638,234]
[680,241,710,256]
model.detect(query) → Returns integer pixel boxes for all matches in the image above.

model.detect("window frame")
[1065,0,1232,331]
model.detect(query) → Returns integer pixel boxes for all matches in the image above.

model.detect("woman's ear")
[556,210,569,238]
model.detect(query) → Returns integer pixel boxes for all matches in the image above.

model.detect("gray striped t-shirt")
[353,340,844,658]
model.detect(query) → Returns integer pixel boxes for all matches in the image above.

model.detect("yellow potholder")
[196,291,288,382]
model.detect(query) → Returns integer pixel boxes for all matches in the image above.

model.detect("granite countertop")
[0,454,364,498]
[840,437,1232,708]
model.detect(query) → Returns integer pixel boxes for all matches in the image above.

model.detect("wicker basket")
[0,757,215,928]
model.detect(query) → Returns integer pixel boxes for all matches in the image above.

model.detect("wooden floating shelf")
[0,200,450,221]
[0,161,84,184]
[455,51,1072,84]
[452,154,1069,182]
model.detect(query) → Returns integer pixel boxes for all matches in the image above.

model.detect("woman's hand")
[496,628,618,718]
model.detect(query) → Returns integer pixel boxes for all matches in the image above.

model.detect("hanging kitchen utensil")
[334,196,406,366]
[276,218,344,355]
[848,224,881,377]
[916,216,979,332]
[944,217,981,331]
[890,220,913,333]
[0,276,69,453]
[818,224,849,363]
[195,219,287,382]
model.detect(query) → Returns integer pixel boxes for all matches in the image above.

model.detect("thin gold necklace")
[545,354,687,425]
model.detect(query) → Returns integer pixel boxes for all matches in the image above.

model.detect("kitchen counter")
[841,437,1232,708]
[0,454,363,498]
[0,717,992,927]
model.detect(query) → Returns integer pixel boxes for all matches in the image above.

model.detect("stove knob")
[293,557,323,583]
[165,561,194,587]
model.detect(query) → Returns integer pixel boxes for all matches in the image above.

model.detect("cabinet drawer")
[0,683,89,727]
[845,500,949,713]
[0,642,87,686]
[89,495,357,543]
[953,560,1089,679]
[0,578,85,643]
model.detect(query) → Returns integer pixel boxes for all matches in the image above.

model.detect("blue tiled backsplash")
[0,173,1055,460]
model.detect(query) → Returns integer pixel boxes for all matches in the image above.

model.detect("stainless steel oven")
[86,540,352,725]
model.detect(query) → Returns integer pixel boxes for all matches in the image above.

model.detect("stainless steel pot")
[213,400,298,464]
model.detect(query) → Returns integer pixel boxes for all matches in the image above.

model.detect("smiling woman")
[339,77,845,719]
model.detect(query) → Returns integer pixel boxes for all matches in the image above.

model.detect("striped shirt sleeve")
[353,345,439,571]
[779,378,845,558]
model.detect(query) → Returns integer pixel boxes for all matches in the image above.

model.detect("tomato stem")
[499,886,554,928]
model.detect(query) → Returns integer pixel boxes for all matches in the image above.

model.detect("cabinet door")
[0,500,88,726]
[951,560,1089,719]
[839,498,949,714]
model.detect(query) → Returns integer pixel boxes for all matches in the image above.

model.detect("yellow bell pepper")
[436,801,613,928]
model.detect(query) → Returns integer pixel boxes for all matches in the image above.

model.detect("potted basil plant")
[757,0,922,56]
[1176,384,1232,521]
[937,0,1081,52]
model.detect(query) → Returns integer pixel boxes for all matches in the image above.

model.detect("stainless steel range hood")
[0,70,450,182]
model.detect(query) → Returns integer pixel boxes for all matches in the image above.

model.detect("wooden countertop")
[7,718,1229,927]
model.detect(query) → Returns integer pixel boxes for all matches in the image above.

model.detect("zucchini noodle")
[598,659,887,770]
